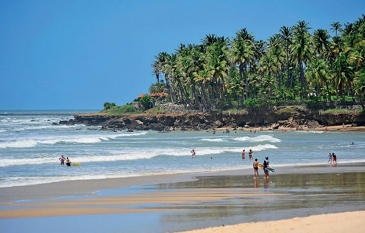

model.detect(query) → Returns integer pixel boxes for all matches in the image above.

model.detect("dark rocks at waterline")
[58,107,365,131]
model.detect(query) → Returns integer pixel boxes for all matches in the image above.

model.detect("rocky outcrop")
[58,106,365,131]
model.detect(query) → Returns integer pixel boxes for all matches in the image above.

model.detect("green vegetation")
[101,103,143,115]
[151,15,365,111]
[139,95,152,110]
[103,102,116,111]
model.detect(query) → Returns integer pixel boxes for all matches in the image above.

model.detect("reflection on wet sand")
[153,172,365,232]
[253,177,259,188]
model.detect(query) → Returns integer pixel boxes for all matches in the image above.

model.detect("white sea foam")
[295,131,324,134]
[0,140,39,149]
[0,131,148,149]
[201,138,224,142]
[233,135,281,143]
[0,144,277,167]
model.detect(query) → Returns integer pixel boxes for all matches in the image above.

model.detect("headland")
[58,105,365,132]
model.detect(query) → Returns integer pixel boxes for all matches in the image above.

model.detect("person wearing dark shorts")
[66,157,71,166]
[253,159,259,177]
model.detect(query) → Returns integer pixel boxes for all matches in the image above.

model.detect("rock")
[135,120,143,125]
[307,120,320,128]
[214,120,224,127]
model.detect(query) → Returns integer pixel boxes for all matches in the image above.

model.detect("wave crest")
[233,135,281,143]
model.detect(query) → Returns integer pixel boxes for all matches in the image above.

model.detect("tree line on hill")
[151,15,365,111]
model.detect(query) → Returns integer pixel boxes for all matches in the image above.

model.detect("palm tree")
[279,26,294,88]
[205,38,230,108]
[306,58,330,101]
[313,29,331,55]
[293,20,312,98]
[331,22,342,37]
[231,28,255,102]
[267,35,284,88]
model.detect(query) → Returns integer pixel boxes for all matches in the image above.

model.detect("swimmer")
[59,155,65,165]
[191,149,196,159]
[242,149,246,160]
[66,157,71,166]
[249,149,253,160]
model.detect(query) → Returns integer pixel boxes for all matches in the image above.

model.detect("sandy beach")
[217,125,365,132]
[0,163,364,232]
[180,211,365,233]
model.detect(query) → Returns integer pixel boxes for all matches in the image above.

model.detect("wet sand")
[0,163,364,232]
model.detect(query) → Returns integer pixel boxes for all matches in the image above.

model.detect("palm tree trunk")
[299,60,306,99]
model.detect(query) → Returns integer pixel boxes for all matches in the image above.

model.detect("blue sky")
[0,0,364,110]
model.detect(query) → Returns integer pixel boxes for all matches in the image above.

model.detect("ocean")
[0,110,364,188]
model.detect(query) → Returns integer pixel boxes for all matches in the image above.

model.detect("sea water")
[0,110,364,188]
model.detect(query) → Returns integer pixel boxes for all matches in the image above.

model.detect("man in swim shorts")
[66,157,71,166]
[253,159,259,177]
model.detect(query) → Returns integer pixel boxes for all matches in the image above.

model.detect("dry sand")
[218,125,365,132]
[180,211,365,233]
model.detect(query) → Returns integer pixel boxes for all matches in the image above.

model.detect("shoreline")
[1,162,364,203]
[1,163,364,232]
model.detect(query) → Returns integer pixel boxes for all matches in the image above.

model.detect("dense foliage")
[101,103,141,114]
[152,15,365,110]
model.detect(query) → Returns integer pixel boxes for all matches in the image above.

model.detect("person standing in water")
[66,157,71,166]
[249,149,253,160]
[328,153,333,164]
[59,155,65,165]
[191,150,196,159]
[242,149,246,160]
[253,159,259,178]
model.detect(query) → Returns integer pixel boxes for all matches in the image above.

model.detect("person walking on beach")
[328,153,333,164]
[66,157,71,166]
[263,157,269,180]
[59,155,65,165]
[242,149,246,160]
[253,159,259,178]
[249,149,253,160]
[191,149,196,159]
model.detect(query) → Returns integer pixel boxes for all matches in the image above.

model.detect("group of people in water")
[241,149,254,160]
[59,155,71,166]
[191,148,272,181]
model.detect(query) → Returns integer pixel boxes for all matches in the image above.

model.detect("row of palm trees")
[152,15,365,110]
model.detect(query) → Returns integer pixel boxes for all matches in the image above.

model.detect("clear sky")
[0,0,364,110]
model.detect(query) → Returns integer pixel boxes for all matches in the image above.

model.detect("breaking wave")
[233,135,281,143]
[0,131,147,149]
